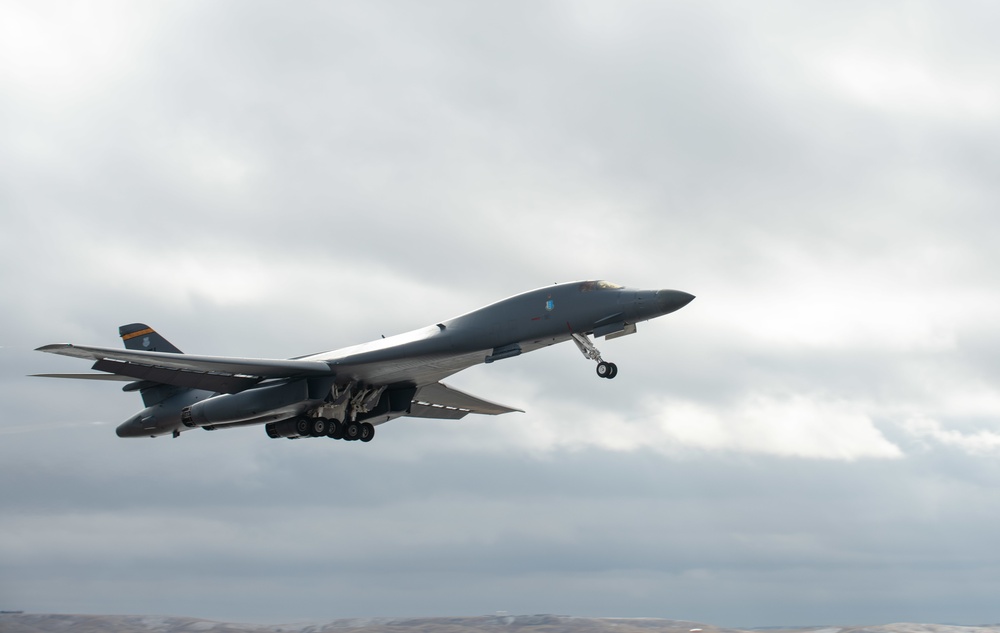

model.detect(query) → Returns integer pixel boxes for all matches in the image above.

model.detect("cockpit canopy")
[579,280,624,292]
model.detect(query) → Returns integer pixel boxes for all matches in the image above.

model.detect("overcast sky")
[3,0,1000,627]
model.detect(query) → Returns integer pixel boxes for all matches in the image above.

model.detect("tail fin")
[119,324,185,407]
[119,323,183,353]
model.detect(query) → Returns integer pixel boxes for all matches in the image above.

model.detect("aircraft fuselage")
[41,281,694,441]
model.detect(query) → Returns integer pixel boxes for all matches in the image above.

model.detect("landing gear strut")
[572,333,618,379]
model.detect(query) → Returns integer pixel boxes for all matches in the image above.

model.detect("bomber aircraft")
[35,280,694,442]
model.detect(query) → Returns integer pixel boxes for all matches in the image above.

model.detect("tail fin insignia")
[118,323,183,354]
[121,327,154,341]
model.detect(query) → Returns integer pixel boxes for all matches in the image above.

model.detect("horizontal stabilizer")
[409,382,523,419]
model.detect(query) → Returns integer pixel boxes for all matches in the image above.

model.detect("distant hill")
[2,614,999,633]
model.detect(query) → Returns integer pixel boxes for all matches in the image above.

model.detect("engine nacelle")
[182,380,309,427]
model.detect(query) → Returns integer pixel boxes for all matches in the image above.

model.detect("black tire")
[294,416,312,436]
[309,417,329,437]
[343,421,361,441]
[597,362,612,378]
[360,422,375,443]
[327,419,344,440]
[608,363,618,379]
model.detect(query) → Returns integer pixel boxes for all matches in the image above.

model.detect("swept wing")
[35,343,522,416]
[36,344,333,394]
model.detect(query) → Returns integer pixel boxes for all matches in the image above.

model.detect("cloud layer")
[3,0,1000,626]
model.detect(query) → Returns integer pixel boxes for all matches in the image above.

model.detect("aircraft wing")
[36,344,333,394]
[409,382,524,419]
[32,372,136,381]
[36,344,524,417]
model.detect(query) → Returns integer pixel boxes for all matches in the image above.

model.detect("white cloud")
[644,393,902,461]
[0,1,158,106]
[697,236,1000,355]
[903,417,1000,455]
[823,54,999,120]
[416,369,903,461]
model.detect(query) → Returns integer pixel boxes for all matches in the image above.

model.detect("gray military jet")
[35,280,694,441]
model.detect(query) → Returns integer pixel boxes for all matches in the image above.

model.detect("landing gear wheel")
[327,419,344,440]
[597,361,613,378]
[360,422,375,443]
[308,417,329,437]
[608,363,618,379]
[294,416,312,437]
[342,421,361,441]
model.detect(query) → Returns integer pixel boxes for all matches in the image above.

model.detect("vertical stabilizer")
[119,323,183,354]
[118,324,186,407]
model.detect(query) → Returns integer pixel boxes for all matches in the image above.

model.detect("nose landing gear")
[572,333,619,379]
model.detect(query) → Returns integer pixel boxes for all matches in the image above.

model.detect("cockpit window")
[579,280,623,292]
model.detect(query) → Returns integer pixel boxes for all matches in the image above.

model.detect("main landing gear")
[265,381,389,441]
[266,416,376,442]
[572,332,619,379]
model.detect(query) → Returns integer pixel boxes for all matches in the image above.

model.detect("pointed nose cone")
[116,413,147,438]
[656,289,696,315]
[116,420,139,437]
